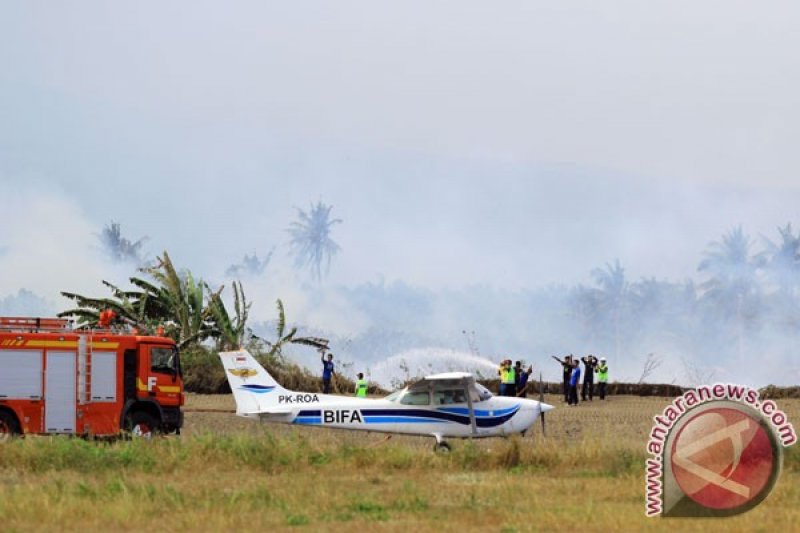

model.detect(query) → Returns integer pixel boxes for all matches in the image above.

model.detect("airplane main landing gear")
[432,434,452,454]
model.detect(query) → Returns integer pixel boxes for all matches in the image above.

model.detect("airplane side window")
[434,389,466,405]
[400,391,430,406]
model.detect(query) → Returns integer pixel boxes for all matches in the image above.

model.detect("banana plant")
[257,298,329,359]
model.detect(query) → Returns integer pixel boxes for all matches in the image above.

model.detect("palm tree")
[590,259,629,360]
[98,221,148,265]
[698,226,762,362]
[225,249,274,278]
[760,223,800,297]
[287,202,342,281]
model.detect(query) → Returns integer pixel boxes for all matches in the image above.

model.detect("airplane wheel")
[433,441,452,454]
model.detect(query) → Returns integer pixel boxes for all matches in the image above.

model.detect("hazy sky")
[2,1,799,301]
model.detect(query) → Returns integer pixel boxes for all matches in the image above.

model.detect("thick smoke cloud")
[1,2,799,387]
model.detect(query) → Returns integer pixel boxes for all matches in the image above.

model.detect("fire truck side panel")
[0,349,45,434]
[79,349,123,435]
[44,351,77,433]
[0,349,43,400]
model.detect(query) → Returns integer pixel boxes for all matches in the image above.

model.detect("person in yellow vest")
[596,357,609,400]
[505,360,517,397]
[355,373,368,397]
[497,359,516,397]
[497,360,506,396]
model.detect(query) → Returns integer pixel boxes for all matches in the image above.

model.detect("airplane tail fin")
[219,349,289,414]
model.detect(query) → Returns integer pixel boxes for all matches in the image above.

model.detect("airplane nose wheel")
[433,441,451,454]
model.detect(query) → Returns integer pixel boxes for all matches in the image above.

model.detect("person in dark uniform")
[516,363,533,397]
[581,354,598,401]
[321,351,335,394]
[568,359,581,406]
[552,354,573,403]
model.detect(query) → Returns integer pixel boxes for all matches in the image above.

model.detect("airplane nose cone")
[539,402,555,413]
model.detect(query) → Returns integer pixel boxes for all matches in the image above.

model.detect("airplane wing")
[405,372,475,392]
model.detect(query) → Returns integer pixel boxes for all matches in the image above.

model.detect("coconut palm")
[590,259,629,360]
[698,226,762,362]
[287,202,342,281]
[98,221,148,265]
[760,223,800,297]
[225,249,274,278]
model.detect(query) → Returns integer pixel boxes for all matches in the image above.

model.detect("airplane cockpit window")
[472,384,492,403]
[384,389,404,402]
[400,391,431,406]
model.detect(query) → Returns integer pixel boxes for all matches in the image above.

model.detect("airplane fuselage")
[240,392,542,439]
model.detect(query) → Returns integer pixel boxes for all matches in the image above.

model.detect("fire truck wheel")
[0,411,21,442]
[127,412,160,440]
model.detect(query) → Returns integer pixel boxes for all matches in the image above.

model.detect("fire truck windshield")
[151,346,179,376]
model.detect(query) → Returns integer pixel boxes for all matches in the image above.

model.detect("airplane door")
[45,351,77,433]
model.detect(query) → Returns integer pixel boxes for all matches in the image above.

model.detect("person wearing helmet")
[597,357,609,400]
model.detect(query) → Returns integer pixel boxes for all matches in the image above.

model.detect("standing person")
[497,359,506,396]
[568,359,581,406]
[497,359,507,396]
[498,359,515,397]
[505,360,517,397]
[581,355,597,402]
[355,373,368,397]
[320,351,335,394]
[597,357,609,400]
[516,364,533,398]
[552,355,573,403]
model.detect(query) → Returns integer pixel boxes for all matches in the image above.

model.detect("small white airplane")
[219,350,554,451]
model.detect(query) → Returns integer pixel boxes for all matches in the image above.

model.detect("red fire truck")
[0,317,184,440]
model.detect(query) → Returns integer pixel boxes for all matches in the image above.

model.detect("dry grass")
[0,394,798,532]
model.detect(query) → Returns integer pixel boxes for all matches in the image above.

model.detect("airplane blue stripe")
[436,405,519,417]
[294,417,321,425]
[240,385,276,394]
[363,416,446,424]
[360,408,519,428]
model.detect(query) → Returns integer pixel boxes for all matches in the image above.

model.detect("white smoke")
[367,348,499,389]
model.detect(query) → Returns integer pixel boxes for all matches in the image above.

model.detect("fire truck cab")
[0,317,184,440]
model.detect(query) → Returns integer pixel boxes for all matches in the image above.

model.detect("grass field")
[1,394,798,532]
